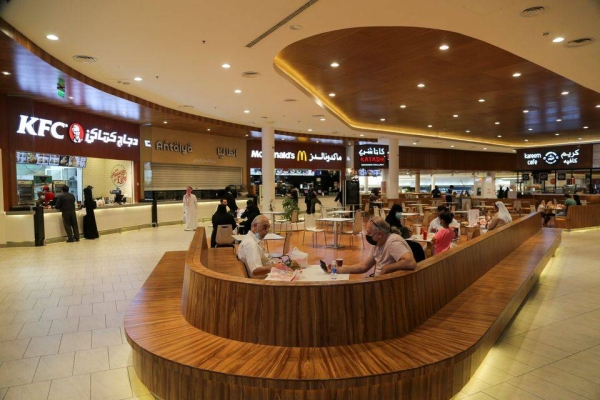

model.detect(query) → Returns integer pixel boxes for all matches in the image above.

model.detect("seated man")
[558,194,577,216]
[334,216,417,277]
[237,215,283,278]
[428,205,460,236]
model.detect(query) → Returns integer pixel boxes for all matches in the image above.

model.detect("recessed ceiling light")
[2,71,11,75]
[578,137,582,140]
[330,62,339,68]
[512,72,521,77]
[222,63,231,69]
[556,119,562,122]
[561,91,569,95]
[495,122,500,125]
[524,139,529,142]
[320,118,326,121]
[583,126,589,129]
[552,37,565,43]
[245,134,249,137]
[380,118,386,121]
[523,110,529,113]
[329,93,336,97]
[555,133,560,136]
[428,125,433,128]
[289,24,302,30]
[243,110,250,114]
[466,130,470,133]
[596,105,600,108]
[400,105,406,108]
[439,44,449,50]
[453,114,458,118]
[528,128,533,131]
[413,142,417,145]
[307,128,313,132]
[46,34,59,41]
[359,134,364,137]
[316,140,319,143]
[163,121,168,124]
[134,77,142,81]
[234,89,242,94]
[69,96,73,99]
[417,83,425,88]
[483,147,487,150]
[478,99,485,102]
[497,135,502,138]
[450,145,455,148]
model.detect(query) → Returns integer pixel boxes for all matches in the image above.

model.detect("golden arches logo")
[297,150,307,162]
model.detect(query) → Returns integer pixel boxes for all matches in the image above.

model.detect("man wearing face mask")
[237,215,285,278]
[334,216,416,277]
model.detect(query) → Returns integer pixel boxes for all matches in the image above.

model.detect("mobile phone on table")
[319,260,328,273]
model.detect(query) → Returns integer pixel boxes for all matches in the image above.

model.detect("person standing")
[42,185,55,206]
[305,186,314,214]
[445,185,454,205]
[82,185,99,239]
[431,185,441,199]
[183,186,198,231]
[55,185,79,242]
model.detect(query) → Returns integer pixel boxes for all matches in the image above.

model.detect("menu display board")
[17,151,87,168]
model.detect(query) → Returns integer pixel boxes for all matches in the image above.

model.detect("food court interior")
[1,1,600,399]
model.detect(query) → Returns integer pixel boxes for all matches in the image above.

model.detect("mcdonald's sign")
[297,150,308,162]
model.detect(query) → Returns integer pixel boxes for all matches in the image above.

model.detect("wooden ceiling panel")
[276,27,600,146]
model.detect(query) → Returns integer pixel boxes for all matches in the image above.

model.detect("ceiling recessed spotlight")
[68,96,73,99]
[400,104,406,108]
[428,125,433,128]
[46,34,59,41]
[497,135,502,138]
[417,83,425,88]
[561,91,569,95]
[244,110,250,114]
[552,37,565,43]
[524,139,529,142]
[289,24,302,30]
[466,130,470,133]
[495,122,500,125]
[207,128,211,131]
[596,105,600,108]
[329,93,336,97]
[583,126,589,129]
[483,147,487,150]
[555,133,560,136]
[512,72,521,77]
[453,114,458,118]
[528,128,533,131]
[307,128,313,132]
[439,44,449,50]
[412,142,417,145]
[320,118,326,121]
[163,121,168,124]
[316,140,319,143]
[234,89,242,94]
[359,134,364,137]
[556,119,562,122]
[523,110,529,113]
[245,134,249,137]
[1,71,10,75]
[330,62,339,68]
[134,77,142,81]
[221,63,231,69]
[450,145,455,148]
[478,99,485,102]
[578,137,582,140]
[380,118,386,121]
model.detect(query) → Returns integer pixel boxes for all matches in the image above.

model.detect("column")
[346,142,354,179]
[415,172,421,194]
[261,126,275,210]
[431,175,435,191]
[387,138,399,198]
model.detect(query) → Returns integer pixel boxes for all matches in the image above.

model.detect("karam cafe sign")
[250,149,342,163]
[357,145,388,167]
[523,149,580,166]
[16,114,138,148]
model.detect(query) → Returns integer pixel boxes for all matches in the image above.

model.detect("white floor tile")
[91,368,132,400]
[59,331,91,353]
[78,314,106,332]
[23,334,62,358]
[4,380,50,400]
[73,347,109,375]
[0,357,40,387]
[49,317,80,335]
[91,328,122,348]
[33,351,74,382]
[0,338,30,363]
[17,320,52,339]
[48,373,91,400]
[108,343,132,369]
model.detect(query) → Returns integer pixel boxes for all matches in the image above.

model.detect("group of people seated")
[537,193,581,227]
[210,198,260,247]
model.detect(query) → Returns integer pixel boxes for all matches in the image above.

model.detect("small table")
[261,211,286,231]
[295,265,351,282]
[316,217,353,249]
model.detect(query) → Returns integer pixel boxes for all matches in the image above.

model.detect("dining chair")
[340,211,364,249]
[302,215,327,248]
[215,225,235,250]
[269,233,291,259]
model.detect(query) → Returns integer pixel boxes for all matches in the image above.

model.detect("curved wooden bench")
[125,214,561,399]
[555,203,600,230]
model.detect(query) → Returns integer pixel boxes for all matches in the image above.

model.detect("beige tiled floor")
[1,225,599,399]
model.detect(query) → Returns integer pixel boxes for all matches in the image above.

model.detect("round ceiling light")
[439,44,449,50]
[46,34,59,41]
[289,25,302,30]
[330,62,339,68]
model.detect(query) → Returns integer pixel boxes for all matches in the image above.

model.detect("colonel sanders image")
[69,123,84,143]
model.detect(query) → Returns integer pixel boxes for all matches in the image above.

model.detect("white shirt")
[429,217,460,235]
[237,232,272,275]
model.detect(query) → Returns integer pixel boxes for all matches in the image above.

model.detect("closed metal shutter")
[147,164,242,190]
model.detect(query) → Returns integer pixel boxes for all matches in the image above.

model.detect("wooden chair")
[215,225,235,249]
[303,215,327,248]
[373,206,381,217]
[340,211,365,249]
[406,240,426,262]
[269,233,291,259]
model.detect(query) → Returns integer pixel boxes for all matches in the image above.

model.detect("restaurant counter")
[2,200,224,246]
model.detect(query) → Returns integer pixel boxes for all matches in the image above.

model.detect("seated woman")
[488,201,513,230]
[211,204,237,247]
[239,200,261,234]
[385,204,411,239]
[543,201,555,227]
[573,194,582,206]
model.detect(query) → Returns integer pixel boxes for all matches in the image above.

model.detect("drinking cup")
[335,258,343,267]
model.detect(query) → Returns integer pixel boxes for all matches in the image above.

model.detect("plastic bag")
[289,247,309,269]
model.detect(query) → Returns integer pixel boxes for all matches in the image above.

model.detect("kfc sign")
[16,115,138,148]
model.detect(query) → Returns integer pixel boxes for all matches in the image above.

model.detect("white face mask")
[254,232,261,241]
[395,212,402,219]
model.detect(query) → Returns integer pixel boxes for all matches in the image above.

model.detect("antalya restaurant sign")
[15,114,139,148]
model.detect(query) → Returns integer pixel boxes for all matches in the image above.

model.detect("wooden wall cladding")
[556,204,600,230]
[181,213,542,347]
[398,146,516,171]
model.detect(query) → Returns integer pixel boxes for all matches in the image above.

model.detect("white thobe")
[183,193,198,231]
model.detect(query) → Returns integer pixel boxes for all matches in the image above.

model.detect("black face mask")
[365,234,378,246]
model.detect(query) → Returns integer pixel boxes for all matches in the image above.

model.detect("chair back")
[462,199,471,210]
[406,240,426,263]
[282,233,292,256]
[373,206,381,217]
[353,211,363,234]
[215,225,234,246]
[363,202,369,213]
[291,209,298,223]
[388,201,394,209]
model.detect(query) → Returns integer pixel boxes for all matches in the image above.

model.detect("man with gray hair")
[237,215,283,278]
[334,216,416,276]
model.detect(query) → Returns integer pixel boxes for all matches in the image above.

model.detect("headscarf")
[494,201,512,224]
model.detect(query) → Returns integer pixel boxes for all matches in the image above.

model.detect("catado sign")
[16,114,138,148]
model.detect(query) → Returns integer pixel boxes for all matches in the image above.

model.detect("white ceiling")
[1,0,599,153]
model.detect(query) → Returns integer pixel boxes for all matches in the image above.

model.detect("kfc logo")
[69,123,84,143]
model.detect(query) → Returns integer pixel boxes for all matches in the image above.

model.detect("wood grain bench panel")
[555,203,600,230]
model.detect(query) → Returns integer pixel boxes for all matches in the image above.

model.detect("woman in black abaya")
[83,186,99,239]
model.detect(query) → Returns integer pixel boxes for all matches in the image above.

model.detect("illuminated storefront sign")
[216,147,237,158]
[356,145,388,167]
[250,149,342,163]
[523,149,579,166]
[16,114,138,147]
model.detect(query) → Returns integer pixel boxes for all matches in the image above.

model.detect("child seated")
[431,213,454,254]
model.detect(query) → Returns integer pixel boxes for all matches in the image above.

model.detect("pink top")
[433,227,454,254]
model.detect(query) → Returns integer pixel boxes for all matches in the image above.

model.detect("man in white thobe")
[183,186,198,231]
